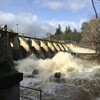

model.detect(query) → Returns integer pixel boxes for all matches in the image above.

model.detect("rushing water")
[15,51,100,100]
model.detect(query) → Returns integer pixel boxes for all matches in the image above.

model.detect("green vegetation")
[47,24,82,44]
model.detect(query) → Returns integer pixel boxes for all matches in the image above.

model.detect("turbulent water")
[15,52,100,100]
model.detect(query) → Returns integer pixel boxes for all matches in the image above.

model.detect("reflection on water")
[16,52,100,100]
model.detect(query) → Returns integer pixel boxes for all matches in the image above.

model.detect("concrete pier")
[0,25,23,100]
[0,73,23,100]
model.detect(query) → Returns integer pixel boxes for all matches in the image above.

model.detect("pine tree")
[55,24,62,35]
[64,26,68,34]
[67,26,72,33]
[73,28,77,33]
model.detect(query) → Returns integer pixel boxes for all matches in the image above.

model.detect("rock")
[49,72,66,83]
[32,69,38,75]
[54,72,61,78]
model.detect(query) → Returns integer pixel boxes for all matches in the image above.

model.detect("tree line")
[47,24,82,43]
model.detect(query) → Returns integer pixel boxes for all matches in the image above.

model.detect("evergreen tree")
[73,28,77,33]
[55,24,62,35]
[67,26,72,33]
[64,26,69,34]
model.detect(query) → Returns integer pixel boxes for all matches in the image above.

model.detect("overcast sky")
[0,0,100,37]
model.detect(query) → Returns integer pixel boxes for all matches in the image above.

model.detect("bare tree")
[81,19,100,54]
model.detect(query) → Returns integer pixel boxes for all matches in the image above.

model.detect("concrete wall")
[6,34,68,60]
[0,28,23,100]
[0,84,20,100]
[0,73,23,100]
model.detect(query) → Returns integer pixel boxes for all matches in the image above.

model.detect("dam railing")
[19,34,65,44]
[20,85,42,100]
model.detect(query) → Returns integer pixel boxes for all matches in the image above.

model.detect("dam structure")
[0,25,98,100]
[18,35,68,59]
[0,25,95,61]
[0,25,69,61]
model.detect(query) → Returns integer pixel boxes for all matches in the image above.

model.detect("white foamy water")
[16,52,100,100]
[67,44,95,53]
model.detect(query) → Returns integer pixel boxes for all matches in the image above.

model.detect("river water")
[15,51,100,100]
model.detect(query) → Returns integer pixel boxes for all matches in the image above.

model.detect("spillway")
[19,37,30,52]
[31,39,40,51]
[47,42,55,52]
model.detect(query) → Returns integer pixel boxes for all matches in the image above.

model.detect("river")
[15,48,100,100]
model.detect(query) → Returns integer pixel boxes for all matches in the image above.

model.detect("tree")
[81,22,88,32]
[46,32,51,40]
[73,28,77,33]
[55,24,62,35]
[64,26,69,34]
[81,19,100,54]
[67,26,72,33]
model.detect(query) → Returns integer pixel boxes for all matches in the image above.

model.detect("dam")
[0,25,100,100]
[1,29,68,60]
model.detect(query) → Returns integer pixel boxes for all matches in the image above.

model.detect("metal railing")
[20,85,42,100]
[20,95,33,100]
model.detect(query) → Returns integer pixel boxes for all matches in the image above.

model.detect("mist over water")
[16,52,98,79]
[16,52,100,100]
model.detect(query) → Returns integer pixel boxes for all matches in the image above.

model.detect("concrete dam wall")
[11,35,68,60]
